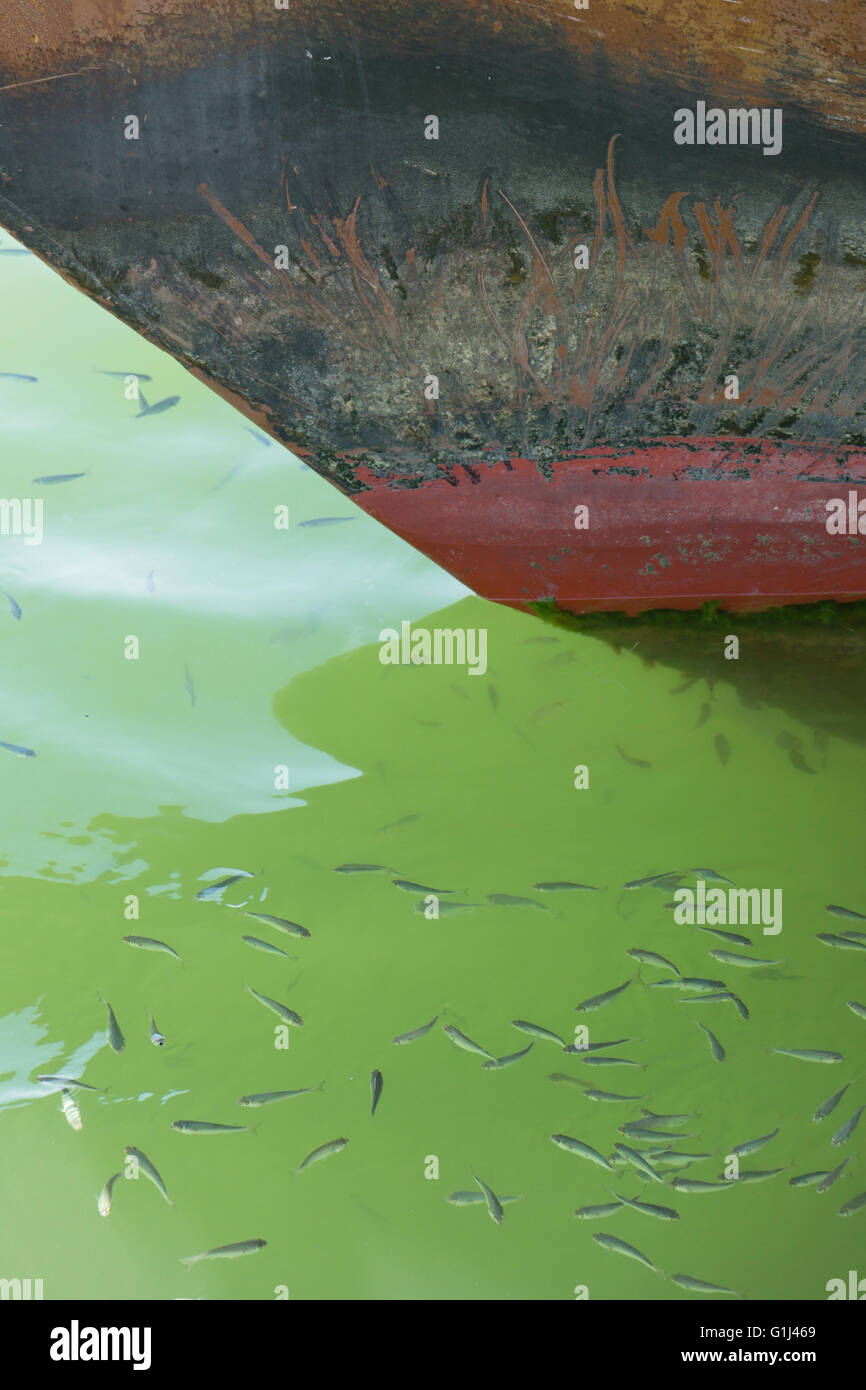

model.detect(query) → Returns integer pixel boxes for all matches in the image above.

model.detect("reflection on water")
[1,234,865,1301]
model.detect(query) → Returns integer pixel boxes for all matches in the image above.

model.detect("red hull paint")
[354,438,866,616]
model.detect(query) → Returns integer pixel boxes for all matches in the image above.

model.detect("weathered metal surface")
[1,3,864,612]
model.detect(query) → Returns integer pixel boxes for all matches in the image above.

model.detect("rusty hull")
[1,2,865,612]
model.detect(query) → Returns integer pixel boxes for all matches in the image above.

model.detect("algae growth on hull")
[1,234,865,1301]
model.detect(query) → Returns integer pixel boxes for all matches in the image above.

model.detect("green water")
[1,235,865,1302]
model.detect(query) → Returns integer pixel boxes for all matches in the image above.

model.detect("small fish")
[297,1137,349,1172]
[817,933,866,952]
[483,1044,534,1069]
[816,1160,850,1193]
[148,1011,165,1046]
[627,949,680,975]
[813,1083,851,1121]
[0,371,37,380]
[99,994,125,1054]
[846,1001,866,1020]
[574,1202,623,1219]
[614,1192,679,1221]
[511,1020,565,1047]
[380,813,419,832]
[448,1192,522,1207]
[238,1085,323,1106]
[123,935,182,961]
[392,1015,439,1045]
[593,1232,657,1272]
[838,1191,866,1216]
[670,1178,731,1194]
[532,881,599,892]
[183,665,196,707]
[678,979,728,993]
[181,1240,266,1266]
[412,899,482,916]
[826,904,866,921]
[172,1120,251,1135]
[371,1069,383,1117]
[135,392,180,419]
[832,1106,865,1147]
[619,1123,690,1140]
[648,980,683,990]
[124,1146,172,1206]
[334,863,395,874]
[244,911,310,939]
[551,1135,614,1170]
[679,992,738,1008]
[729,1129,779,1158]
[788,748,817,774]
[575,979,632,1012]
[769,1048,844,1064]
[714,733,731,765]
[725,1168,786,1184]
[841,931,866,942]
[196,872,253,901]
[392,879,454,894]
[0,739,35,758]
[640,1111,693,1126]
[297,516,356,527]
[562,1038,633,1054]
[615,744,651,768]
[487,893,548,910]
[789,1171,831,1187]
[696,926,752,947]
[689,867,736,886]
[669,677,698,694]
[581,1057,642,1068]
[60,1089,82,1131]
[2,590,22,621]
[473,1174,504,1225]
[731,994,750,1021]
[698,1022,725,1062]
[613,1144,663,1183]
[443,1025,494,1060]
[243,427,271,446]
[708,950,780,968]
[32,473,86,484]
[245,985,303,1027]
[695,703,711,728]
[97,1172,122,1217]
[241,935,296,960]
[583,1090,645,1103]
[96,370,152,381]
[36,1075,104,1092]
[670,1273,740,1297]
[623,871,682,890]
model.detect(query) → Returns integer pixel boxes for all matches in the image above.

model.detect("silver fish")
[245,985,303,1027]
[96,370,152,381]
[574,1202,623,1219]
[123,935,182,961]
[443,1025,494,1060]
[487,893,548,910]
[813,1083,851,1121]
[371,1069,383,1117]
[3,590,22,621]
[473,1175,504,1225]
[0,739,35,757]
[135,393,180,418]
[670,1178,731,1194]
[670,1272,740,1297]
[817,933,866,952]
[689,868,736,885]
[482,1044,534,1069]
[562,1037,633,1054]
[297,1137,349,1172]
[172,1120,251,1135]
[392,879,454,894]
[334,863,396,874]
[550,1135,614,1170]
[614,1192,679,1221]
[124,1146,172,1206]
[244,911,310,939]
[627,949,680,974]
[789,1171,831,1187]
[297,516,356,527]
[532,881,599,892]
[391,1014,439,1045]
[623,871,682,890]
[708,950,780,968]
[581,1056,643,1068]
[696,926,753,947]
[846,1001,866,1020]
[99,993,125,1054]
[832,1106,865,1147]
[33,473,86,484]
[60,1090,82,1131]
[583,1090,646,1103]
[181,1240,266,1266]
[576,979,632,1012]
[613,1144,663,1183]
[238,1085,323,1106]
[36,1075,103,1092]
[511,1020,564,1047]
[448,1192,522,1207]
[241,935,296,959]
[825,904,866,921]
[698,1022,725,1062]
[816,1160,850,1193]
[769,1048,844,1064]
[725,1168,786,1184]
[838,1191,866,1216]
[593,1232,657,1272]
[729,1128,779,1158]
[148,1011,165,1046]
[97,1171,122,1217]
[196,871,253,901]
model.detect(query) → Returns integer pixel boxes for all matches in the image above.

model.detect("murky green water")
[2,235,865,1301]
